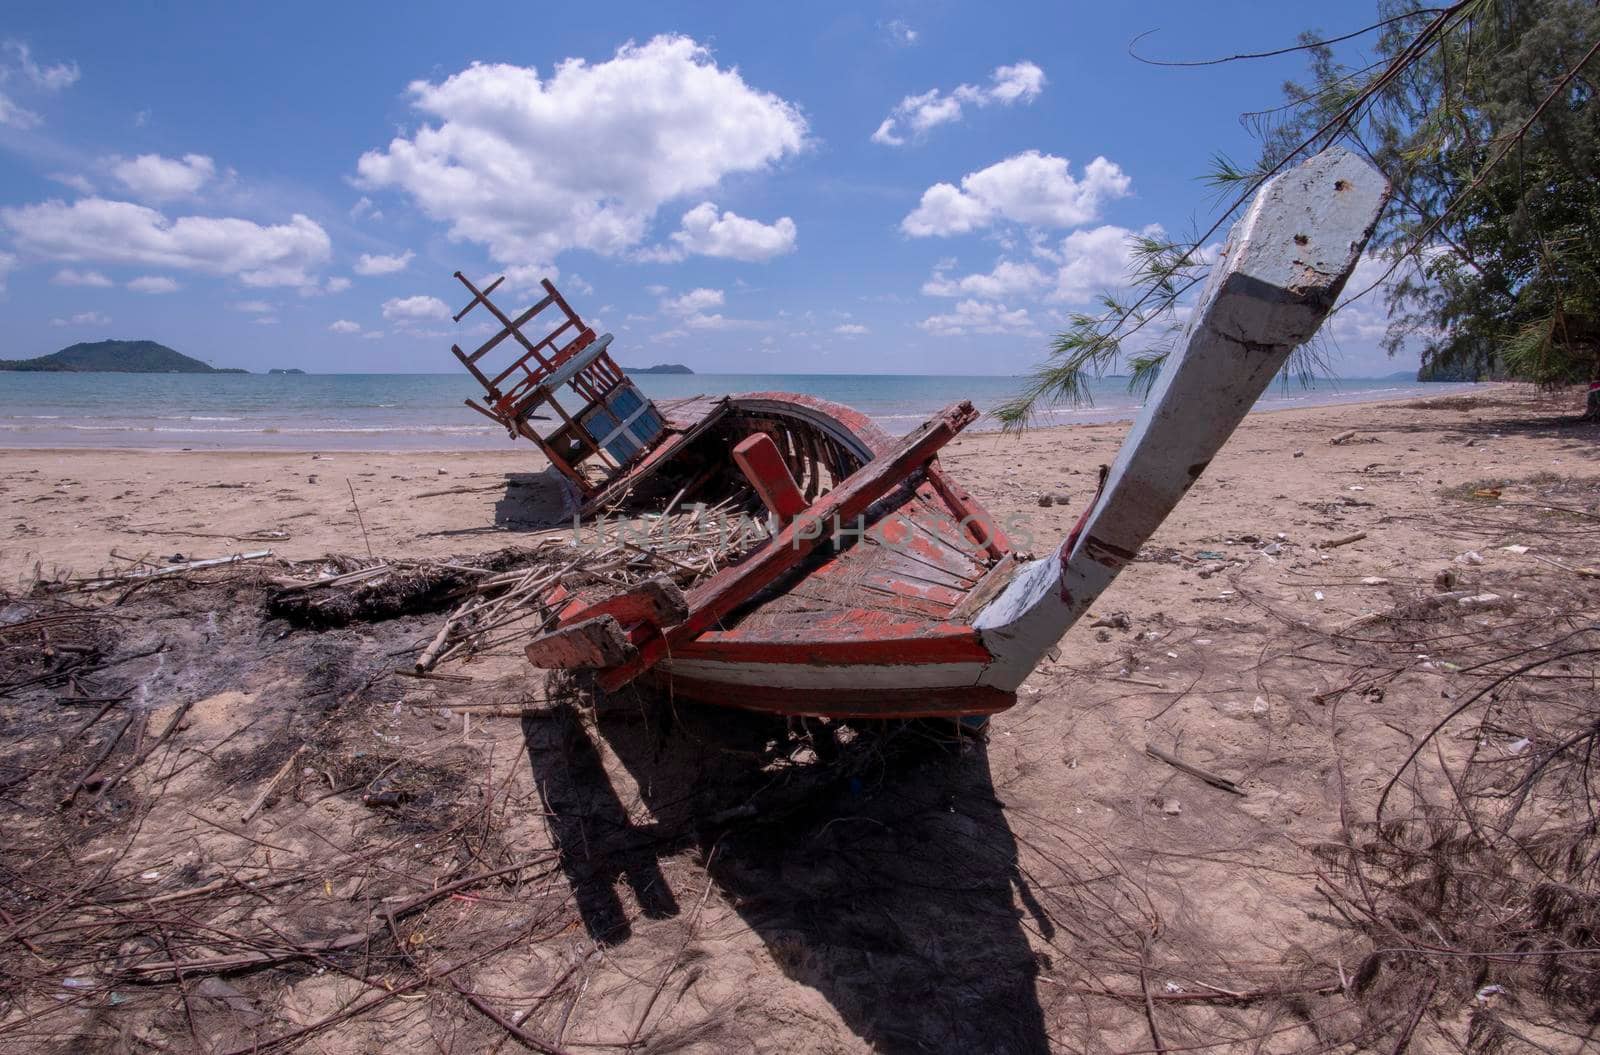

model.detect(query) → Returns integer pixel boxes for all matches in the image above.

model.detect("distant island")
[625,364,694,375]
[0,340,246,374]
[268,368,306,375]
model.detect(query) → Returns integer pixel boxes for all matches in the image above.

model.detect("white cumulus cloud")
[834,323,869,336]
[328,319,362,334]
[382,294,450,321]
[902,153,1130,237]
[0,95,39,129]
[52,267,113,287]
[651,202,796,262]
[882,20,918,47]
[0,251,14,293]
[110,153,216,200]
[918,299,1036,337]
[0,42,78,129]
[127,275,180,294]
[51,310,111,327]
[1,198,331,288]
[872,61,1045,146]
[354,249,414,275]
[354,36,808,266]
[661,287,724,315]
[923,259,1051,300]
[4,42,79,92]
[921,224,1159,306]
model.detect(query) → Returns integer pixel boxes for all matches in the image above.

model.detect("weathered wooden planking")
[973,148,1389,692]
[732,433,808,524]
[596,401,979,691]
[672,610,991,665]
[558,575,688,629]
[524,616,637,669]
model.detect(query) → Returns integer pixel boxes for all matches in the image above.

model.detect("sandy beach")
[3,383,1597,1053]
[1,384,1589,586]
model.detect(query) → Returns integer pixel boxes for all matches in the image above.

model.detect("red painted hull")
[531,394,1017,720]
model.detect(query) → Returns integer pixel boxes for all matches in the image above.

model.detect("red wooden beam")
[732,433,807,525]
[524,616,637,669]
[924,462,1009,561]
[595,400,980,691]
[557,576,688,629]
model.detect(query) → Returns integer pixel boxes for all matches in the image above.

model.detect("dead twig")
[1144,742,1246,796]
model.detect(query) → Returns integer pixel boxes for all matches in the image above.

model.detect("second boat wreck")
[442,148,1388,720]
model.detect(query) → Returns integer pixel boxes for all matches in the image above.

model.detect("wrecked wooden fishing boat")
[445,148,1387,720]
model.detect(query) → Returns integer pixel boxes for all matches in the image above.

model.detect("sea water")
[0,371,1480,450]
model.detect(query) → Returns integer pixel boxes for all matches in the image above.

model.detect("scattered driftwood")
[1336,589,1515,633]
[60,551,275,593]
[1330,429,1358,445]
[268,564,476,629]
[1144,742,1246,796]
[414,499,763,672]
[1319,531,1368,549]
[240,746,304,822]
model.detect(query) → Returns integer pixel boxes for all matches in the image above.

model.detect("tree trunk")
[1585,381,1600,422]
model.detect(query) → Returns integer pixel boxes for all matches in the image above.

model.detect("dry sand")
[1,385,1588,585]
[2,384,1597,1053]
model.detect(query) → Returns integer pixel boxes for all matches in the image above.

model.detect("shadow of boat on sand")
[522,697,1053,1054]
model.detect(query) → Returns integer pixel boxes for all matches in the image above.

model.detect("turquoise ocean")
[0,372,1480,450]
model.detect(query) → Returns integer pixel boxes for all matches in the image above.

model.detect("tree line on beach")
[1000,0,1600,424]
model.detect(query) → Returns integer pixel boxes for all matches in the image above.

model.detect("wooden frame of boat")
[448,148,1388,720]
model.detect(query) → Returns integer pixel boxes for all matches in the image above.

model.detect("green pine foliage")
[1000,0,1600,427]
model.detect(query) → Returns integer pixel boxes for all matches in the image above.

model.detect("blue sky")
[0,1,1410,376]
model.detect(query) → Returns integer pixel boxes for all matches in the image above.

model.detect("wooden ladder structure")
[450,272,666,497]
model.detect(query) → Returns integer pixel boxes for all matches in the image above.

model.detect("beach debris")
[1293,449,1305,458]
[1454,550,1485,565]
[1144,742,1246,796]
[1501,544,1530,555]
[1331,429,1358,445]
[1090,612,1132,630]
[1360,576,1390,586]
[1435,568,1459,591]
[240,746,305,822]
[1161,798,1182,816]
[412,498,765,673]
[52,550,275,593]
[269,563,475,629]
[1320,531,1368,549]
[1038,493,1054,507]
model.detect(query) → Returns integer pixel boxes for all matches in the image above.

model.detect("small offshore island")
[0,339,244,374]
[624,363,693,374]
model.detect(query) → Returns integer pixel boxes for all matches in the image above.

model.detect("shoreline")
[0,382,1584,586]
[0,382,1509,455]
